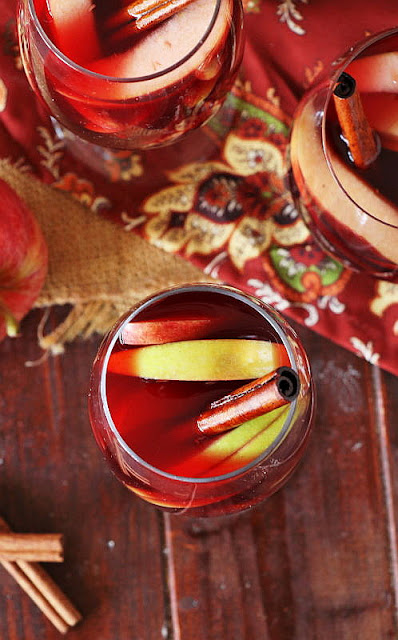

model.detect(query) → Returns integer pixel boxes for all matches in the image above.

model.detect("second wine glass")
[18,0,244,150]
[289,28,398,281]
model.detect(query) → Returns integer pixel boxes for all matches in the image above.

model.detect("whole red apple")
[0,178,48,340]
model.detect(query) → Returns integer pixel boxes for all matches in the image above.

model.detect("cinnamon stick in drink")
[106,0,196,33]
[0,533,63,562]
[333,71,379,169]
[197,366,300,436]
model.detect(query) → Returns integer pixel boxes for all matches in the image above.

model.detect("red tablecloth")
[1,0,398,375]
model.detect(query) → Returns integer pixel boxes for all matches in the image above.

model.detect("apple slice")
[347,52,398,94]
[121,317,225,345]
[290,98,398,264]
[168,404,290,477]
[86,0,231,99]
[108,339,290,380]
[360,92,398,151]
[47,0,100,63]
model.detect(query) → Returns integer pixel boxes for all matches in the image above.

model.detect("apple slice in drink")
[86,0,231,100]
[347,52,398,94]
[359,92,398,151]
[121,316,225,345]
[168,404,290,477]
[47,0,100,63]
[290,98,398,264]
[108,339,290,380]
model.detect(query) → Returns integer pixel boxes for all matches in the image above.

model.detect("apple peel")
[108,339,290,381]
[121,317,224,345]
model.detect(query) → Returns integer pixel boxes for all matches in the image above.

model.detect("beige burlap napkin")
[0,159,210,353]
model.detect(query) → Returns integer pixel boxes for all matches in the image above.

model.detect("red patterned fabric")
[1,1,398,374]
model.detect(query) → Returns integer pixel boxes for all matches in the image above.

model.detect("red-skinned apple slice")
[0,179,48,340]
[108,339,290,380]
[121,317,225,345]
[47,0,100,63]
[168,404,290,477]
[290,98,398,264]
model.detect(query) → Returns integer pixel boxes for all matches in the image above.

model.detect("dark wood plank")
[382,364,398,611]
[0,309,169,640]
[166,325,397,640]
[2,307,398,640]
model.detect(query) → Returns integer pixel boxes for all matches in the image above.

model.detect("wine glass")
[88,283,315,517]
[289,28,398,280]
[17,0,244,152]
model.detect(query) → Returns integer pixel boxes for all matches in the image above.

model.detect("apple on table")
[0,178,48,341]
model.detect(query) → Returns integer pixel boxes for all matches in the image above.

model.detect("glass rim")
[98,283,300,485]
[27,0,223,83]
[321,26,398,230]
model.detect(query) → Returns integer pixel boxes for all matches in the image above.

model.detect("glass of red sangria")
[88,283,315,517]
[17,0,244,151]
[289,28,398,280]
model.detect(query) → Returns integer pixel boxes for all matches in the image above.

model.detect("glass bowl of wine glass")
[17,0,244,151]
[289,28,398,281]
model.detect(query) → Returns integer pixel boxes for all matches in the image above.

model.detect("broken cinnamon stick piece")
[197,366,300,436]
[0,533,64,562]
[333,71,379,169]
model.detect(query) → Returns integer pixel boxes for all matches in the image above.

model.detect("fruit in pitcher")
[0,178,48,341]
[108,339,290,380]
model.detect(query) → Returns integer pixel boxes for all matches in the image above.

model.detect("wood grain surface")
[0,307,397,640]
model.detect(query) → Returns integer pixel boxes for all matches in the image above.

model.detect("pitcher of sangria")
[289,28,398,280]
[17,0,244,150]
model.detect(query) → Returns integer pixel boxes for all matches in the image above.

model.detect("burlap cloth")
[0,159,209,353]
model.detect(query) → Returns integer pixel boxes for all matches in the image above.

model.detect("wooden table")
[1,305,397,640]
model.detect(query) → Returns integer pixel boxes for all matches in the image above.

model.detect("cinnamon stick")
[1,560,70,634]
[0,516,81,634]
[197,366,300,436]
[106,0,196,34]
[333,71,379,169]
[0,533,63,562]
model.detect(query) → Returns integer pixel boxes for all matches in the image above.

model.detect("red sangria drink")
[289,28,398,280]
[17,0,244,149]
[88,284,314,517]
